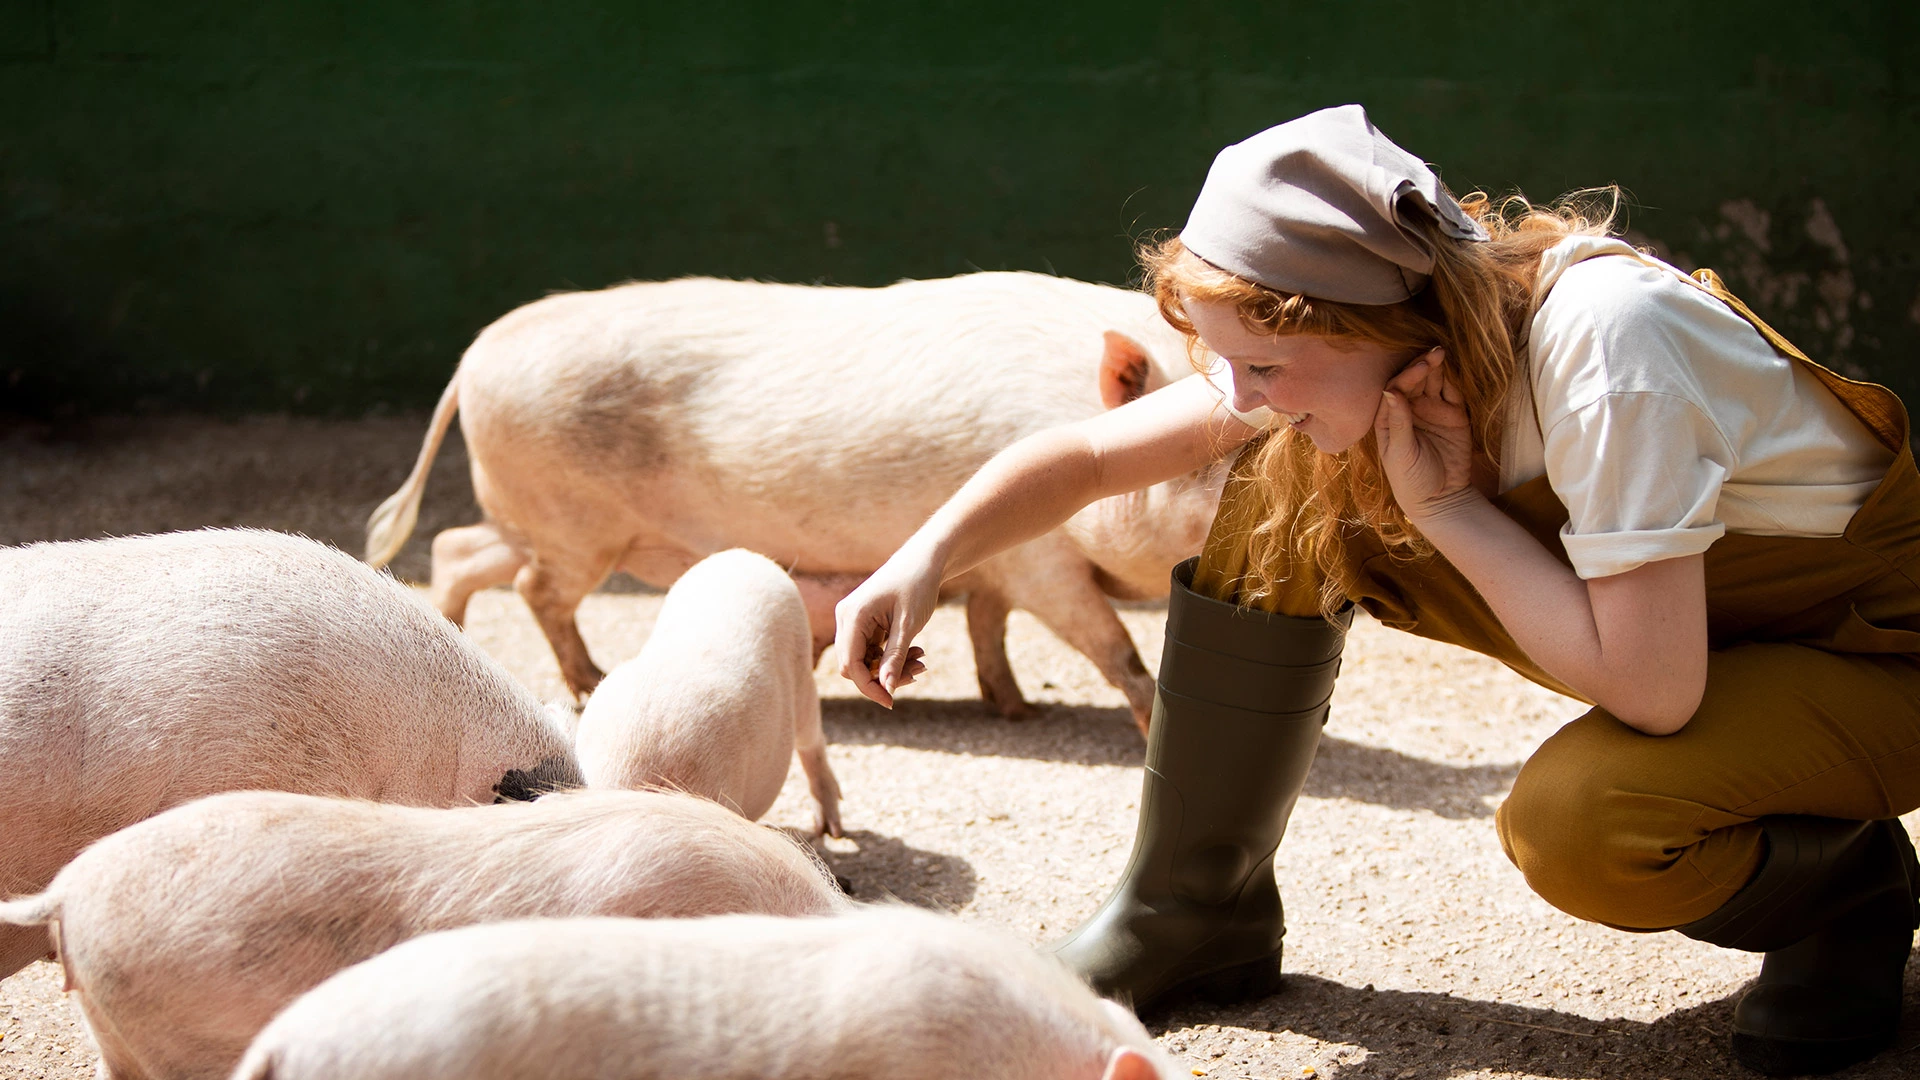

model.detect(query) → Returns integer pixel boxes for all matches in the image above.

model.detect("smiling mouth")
[1283,412,1310,426]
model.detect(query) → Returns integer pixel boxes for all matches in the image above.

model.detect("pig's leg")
[514,556,611,700]
[1007,567,1155,737]
[792,572,869,666]
[0,845,70,978]
[76,994,151,1080]
[0,925,50,980]
[793,693,844,839]
[965,589,1036,721]
[429,522,528,626]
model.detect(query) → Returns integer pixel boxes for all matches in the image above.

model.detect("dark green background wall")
[4,2,1917,415]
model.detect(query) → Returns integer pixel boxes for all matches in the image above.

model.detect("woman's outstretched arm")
[836,373,1257,708]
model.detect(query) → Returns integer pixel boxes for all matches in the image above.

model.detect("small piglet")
[232,908,1178,1080]
[0,528,579,979]
[575,548,843,838]
[0,788,845,1080]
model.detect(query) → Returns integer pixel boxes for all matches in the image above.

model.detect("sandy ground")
[3,414,1919,1080]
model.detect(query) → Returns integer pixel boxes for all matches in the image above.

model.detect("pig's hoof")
[993,701,1039,723]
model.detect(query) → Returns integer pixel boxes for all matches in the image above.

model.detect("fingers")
[849,639,894,710]
[835,555,945,710]
[837,610,928,709]
[889,648,928,689]
[876,642,928,692]
[835,599,896,710]
[876,617,911,694]
[1386,358,1429,396]
[1388,347,1450,400]
[1422,347,1463,406]
[1374,388,1411,466]
[1423,351,1446,400]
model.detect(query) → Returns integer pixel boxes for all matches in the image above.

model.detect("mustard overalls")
[1192,266,1920,931]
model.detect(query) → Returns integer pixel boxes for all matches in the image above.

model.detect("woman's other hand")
[835,554,934,709]
[1374,348,1477,522]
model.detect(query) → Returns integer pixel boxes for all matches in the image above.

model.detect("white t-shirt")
[1205,235,1893,579]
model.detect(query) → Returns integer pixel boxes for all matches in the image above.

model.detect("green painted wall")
[4,2,1917,415]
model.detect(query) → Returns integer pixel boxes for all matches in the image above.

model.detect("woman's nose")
[1230,378,1269,416]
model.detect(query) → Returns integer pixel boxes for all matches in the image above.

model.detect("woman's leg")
[1498,642,1920,926]
[1498,641,1920,1075]
[1052,557,1348,1011]
[1053,443,1356,1011]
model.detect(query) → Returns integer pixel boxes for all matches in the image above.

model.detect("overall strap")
[1686,267,1905,453]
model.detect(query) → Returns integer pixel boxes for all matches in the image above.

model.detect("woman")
[835,105,1918,1077]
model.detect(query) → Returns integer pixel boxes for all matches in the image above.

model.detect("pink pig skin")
[575,549,844,839]
[365,271,1225,731]
[0,528,580,980]
[0,788,846,1080]
[232,908,1177,1080]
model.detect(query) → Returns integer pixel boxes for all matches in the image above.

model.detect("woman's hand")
[1374,348,1477,523]
[834,551,934,709]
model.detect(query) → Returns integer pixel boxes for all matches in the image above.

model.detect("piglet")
[231,907,1178,1080]
[0,788,845,1080]
[0,528,579,980]
[575,549,843,838]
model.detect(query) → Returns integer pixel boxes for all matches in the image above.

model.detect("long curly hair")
[1141,189,1624,612]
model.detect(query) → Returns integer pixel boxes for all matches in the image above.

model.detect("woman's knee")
[1496,711,1734,928]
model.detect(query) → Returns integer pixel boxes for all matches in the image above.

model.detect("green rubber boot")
[1054,557,1349,1013]
[1677,815,1920,1076]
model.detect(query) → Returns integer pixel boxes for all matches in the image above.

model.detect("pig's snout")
[492,756,579,803]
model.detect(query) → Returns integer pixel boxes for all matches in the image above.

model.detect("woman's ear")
[1100,1046,1163,1080]
[1099,331,1153,409]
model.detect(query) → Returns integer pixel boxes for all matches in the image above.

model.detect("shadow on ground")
[1157,962,1920,1079]
[817,828,978,912]
[1306,738,1518,820]
[828,698,1521,818]
[824,697,1145,767]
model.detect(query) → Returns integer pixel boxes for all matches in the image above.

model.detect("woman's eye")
[1245,364,1278,378]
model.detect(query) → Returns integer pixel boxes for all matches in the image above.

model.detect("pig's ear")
[1100,1046,1162,1080]
[1099,331,1153,410]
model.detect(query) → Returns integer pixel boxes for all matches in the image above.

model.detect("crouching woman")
[838,105,1920,1077]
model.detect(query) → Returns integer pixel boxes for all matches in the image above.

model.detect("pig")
[0,527,580,982]
[575,549,843,838]
[231,907,1179,1080]
[362,271,1227,733]
[0,788,847,1080]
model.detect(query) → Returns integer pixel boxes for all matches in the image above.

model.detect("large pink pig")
[364,271,1225,732]
[232,908,1178,1080]
[0,528,581,980]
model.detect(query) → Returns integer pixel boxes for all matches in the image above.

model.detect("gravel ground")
[3,414,1919,1080]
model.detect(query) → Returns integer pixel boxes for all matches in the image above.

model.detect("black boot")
[1677,815,1920,1076]
[1053,557,1348,1013]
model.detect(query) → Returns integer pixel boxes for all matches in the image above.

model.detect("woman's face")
[1184,297,1410,454]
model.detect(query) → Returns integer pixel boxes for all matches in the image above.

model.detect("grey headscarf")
[1180,104,1487,305]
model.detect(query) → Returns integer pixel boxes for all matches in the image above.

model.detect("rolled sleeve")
[1559,522,1725,579]
[1544,391,1737,579]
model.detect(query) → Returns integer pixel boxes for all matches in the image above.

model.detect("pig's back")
[50,790,845,1023]
[0,530,565,880]
[238,909,1141,1080]
[577,551,808,812]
